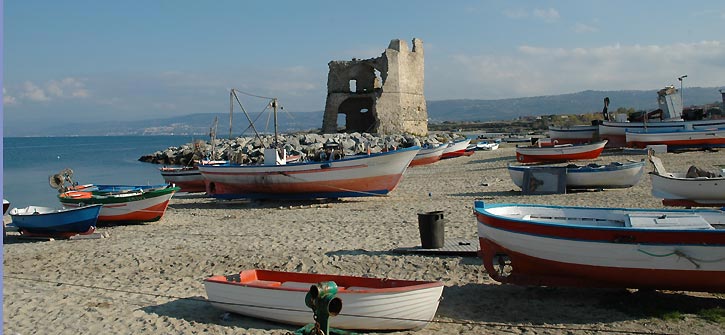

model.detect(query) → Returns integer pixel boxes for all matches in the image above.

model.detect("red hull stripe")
[475,211,725,245]
[628,138,725,148]
[208,174,403,195]
[98,200,172,222]
[203,164,368,176]
[479,237,725,291]
[515,147,605,163]
[409,156,441,166]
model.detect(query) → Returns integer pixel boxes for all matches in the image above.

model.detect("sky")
[3,1,725,130]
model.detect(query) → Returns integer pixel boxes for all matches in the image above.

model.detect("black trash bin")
[418,211,445,249]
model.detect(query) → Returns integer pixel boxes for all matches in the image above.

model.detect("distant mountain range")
[15,87,724,137]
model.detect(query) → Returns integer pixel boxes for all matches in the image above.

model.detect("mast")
[210,116,218,160]
[229,90,234,140]
[272,98,279,148]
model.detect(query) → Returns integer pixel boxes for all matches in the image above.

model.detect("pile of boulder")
[138,132,468,166]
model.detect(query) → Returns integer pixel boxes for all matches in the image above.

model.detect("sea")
[2,135,196,209]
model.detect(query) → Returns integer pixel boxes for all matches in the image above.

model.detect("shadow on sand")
[141,295,299,332]
[439,283,725,325]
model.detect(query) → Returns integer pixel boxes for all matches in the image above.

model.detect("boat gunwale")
[204,269,444,294]
[474,202,725,240]
[199,145,421,170]
[507,160,644,173]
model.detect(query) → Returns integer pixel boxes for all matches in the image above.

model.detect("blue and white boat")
[8,204,103,237]
[508,160,645,190]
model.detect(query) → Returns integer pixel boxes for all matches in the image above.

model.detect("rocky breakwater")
[138,132,467,166]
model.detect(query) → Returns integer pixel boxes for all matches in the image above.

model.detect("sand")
[3,144,725,334]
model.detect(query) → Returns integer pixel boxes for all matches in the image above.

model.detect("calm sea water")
[2,135,196,208]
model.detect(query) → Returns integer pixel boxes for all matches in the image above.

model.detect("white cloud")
[504,7,560,22]
[15,77,90,103]
[503,8,528,19]
[3,88,18,106]
[573,22,598,34]
[434,40,725,100]
[533,8,560,22]
[23,81,49,101]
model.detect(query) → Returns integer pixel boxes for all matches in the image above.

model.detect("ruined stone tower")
[322,38,427,135]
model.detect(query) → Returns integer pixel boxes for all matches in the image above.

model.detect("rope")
[637,248,725,269]
[2,274,678,335]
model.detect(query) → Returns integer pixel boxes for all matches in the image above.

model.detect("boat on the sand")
[204,269,444,330]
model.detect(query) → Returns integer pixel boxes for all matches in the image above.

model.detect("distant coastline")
[4,86,722,137]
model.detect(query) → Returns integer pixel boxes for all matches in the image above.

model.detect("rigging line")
[231,89,265,144]
[2,274,677,335]
[236,107,272,138]
[230,88,275,100]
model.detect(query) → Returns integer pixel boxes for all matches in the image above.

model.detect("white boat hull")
[599,119,725,147]
[626,128,725,148]
[199,147,419,199]
[475,202,725,291]
[204,272,443,330]
[409,144,446,166]
[508,161,644,189]
[548,125,598,144]
[651,172,725,204]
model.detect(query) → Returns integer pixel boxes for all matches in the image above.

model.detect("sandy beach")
[3,144,725,334]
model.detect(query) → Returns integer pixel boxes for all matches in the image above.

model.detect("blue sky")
[3,1,725,130]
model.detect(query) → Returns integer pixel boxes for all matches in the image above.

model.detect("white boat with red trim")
[626,127,725,149]
[441,139,472,159]
[200,146,418,200]
[514,140,607,163]
[58,184,179,222]
[204,269,444,330]
[475,200,725,292]
[599,86,725,147]
[409,143,446,167]
[159,160,227,193]
[199,91,419,200]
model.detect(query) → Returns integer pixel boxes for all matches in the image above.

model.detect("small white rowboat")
[204,269,444,330]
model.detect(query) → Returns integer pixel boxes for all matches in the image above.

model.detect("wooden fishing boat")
[8,204,102,237]
[440,139,472,159]
[649,152,725,207]
[200,147,419,200]
[198,91,419,200]
[548,125,599,145]
[599,86,725,147]
[476,140,500,151]
[514,140,607,163]
[159,166,205,192]
[58,184,179,222]
[203,269,444,330]
[626,127,725,149]
[159,160,226,193]
[507,160,645,190]
[474,201,725,292]
[409,144,446,167]
[601,120,725,148]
